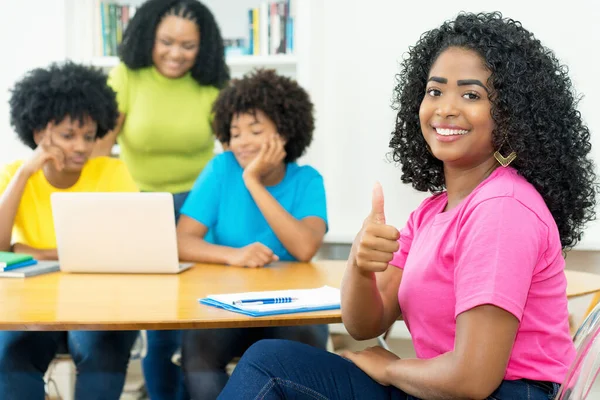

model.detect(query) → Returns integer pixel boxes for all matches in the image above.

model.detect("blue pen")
[233,297,298,306]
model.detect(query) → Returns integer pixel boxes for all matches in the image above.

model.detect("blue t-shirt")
[180,151,328,261]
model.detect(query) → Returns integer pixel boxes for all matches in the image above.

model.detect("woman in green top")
[93,1,229,398]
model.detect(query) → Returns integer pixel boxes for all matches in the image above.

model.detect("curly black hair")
[119,0,229,88]
[212,69,314,163]
[9,61,119,150]
[390,11,597,249]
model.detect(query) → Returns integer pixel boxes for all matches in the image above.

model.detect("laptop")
[51,192,193,274]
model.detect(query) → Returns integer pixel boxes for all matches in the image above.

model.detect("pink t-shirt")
[390,166,575,384]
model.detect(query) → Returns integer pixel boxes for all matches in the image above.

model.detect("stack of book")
[0,252,37,272]
[0,252,59,278]
[246,0,295,56]
[94,1,138,57]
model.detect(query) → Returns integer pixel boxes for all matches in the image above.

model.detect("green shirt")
[108,62,219,193]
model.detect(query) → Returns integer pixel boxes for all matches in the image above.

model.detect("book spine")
[116,5,123,49]
[286,0,294,54]
[277,2,286,54]
[260,1,269,56]
[248,9,254,55]
[101,2,110,56]
[109,4,118,56]
[252,8,259,56]
[270,2,279,55]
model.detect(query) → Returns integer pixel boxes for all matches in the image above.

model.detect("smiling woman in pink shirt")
[215,12,598,400]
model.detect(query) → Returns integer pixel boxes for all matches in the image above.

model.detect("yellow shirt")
[0,157,138,249]
[108,62,220,193]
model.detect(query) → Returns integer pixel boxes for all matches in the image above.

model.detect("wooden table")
[1,260,599,331]
[0,261,345,331]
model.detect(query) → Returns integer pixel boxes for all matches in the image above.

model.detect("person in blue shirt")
[176,69,329,399]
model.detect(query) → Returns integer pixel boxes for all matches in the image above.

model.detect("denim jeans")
[142,190,190,400]
[218,339,560,400]
[0,330,138,399]
[183,325,329,400]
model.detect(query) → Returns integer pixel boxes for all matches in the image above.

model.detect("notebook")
[0,260,60,278]
[1,259,37,271]
[199,285,341,317]
[0,252,34,269]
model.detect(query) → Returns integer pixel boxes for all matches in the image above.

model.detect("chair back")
[555,302,600,399]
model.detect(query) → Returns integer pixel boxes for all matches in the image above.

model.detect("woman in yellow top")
[0,62,139,399]
[93,1,229,398]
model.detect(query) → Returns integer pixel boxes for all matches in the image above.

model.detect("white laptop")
[51,192,193,274]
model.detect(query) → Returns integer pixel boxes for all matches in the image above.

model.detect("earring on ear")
[494,136,517,167]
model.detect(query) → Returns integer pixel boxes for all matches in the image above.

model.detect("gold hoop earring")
[494,137,517,167]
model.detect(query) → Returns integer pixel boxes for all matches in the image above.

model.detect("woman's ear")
[276,132,287,145]
[32,130,45,146]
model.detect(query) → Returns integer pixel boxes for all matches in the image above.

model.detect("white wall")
[2,0,599,251]
[0,0,67,163]
[308,0,600,251]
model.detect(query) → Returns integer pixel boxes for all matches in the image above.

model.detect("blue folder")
[199,286,341,317]
[199,298,340,317]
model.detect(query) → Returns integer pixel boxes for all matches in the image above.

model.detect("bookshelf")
[63,0,319,82]
[63,0,325,155]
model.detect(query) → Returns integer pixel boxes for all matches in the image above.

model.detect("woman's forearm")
[244,177,323,261]
[177,232,235,264]
[12,243,57,261]
[0,167,31,251]
[386,353,499,400]
[341,255,388,340]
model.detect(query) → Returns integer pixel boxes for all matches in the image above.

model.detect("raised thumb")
[370,182,386,224]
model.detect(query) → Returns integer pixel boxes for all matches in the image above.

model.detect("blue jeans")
[218,339,560,400]
[0,330,138,400]
[142,191,190,400]
[183,326,329,400]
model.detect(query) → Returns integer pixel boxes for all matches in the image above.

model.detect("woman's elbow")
[458,385,498,400]
[453,369,504,399]
[341,314,381,341]
[294,244,320,262]
[296,252,315,263]
[176,234,192,260]
[299,235,326,262]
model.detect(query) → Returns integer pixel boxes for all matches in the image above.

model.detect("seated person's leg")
[143,329,189,400]
[0,331,63,398]
[264,324,330,349]
[68,330,138,399]
[218,339,409,400]
[182,328,252,400]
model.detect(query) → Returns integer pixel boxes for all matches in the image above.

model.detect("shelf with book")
[72,1,298,64]
[65,0,325,157]
[64,0,319,81]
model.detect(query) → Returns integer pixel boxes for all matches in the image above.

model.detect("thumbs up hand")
[353,183,400,272]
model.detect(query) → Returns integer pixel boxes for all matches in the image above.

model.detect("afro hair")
[9,61,119,150]
[212,69,315,163]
